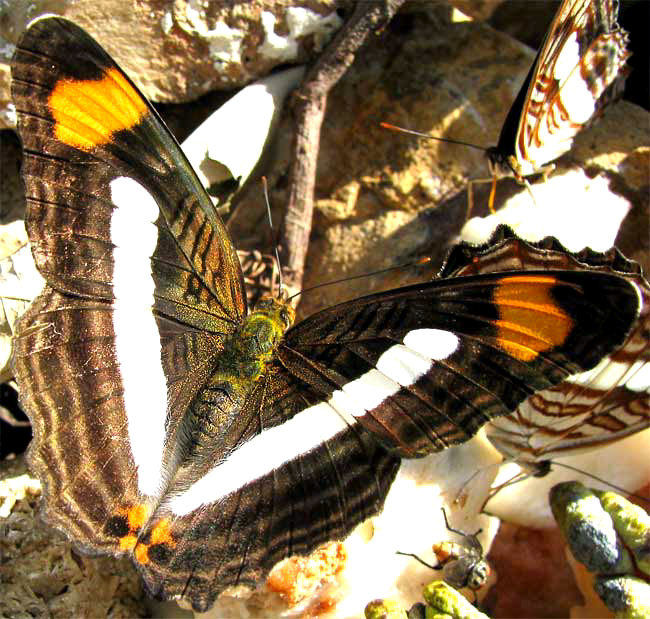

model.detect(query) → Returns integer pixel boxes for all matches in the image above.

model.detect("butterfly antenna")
[261,176,284,298]
[380,122,487,152]
[548,461,650,504]
[286,256,431,304]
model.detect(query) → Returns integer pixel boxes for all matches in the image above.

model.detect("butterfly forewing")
[441,227,649,464]
[278,265,639,457]
[11,16,246,330]
[488,284,649,463]
[11,14,247,566]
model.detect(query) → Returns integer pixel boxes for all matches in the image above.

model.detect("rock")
[0,0,344,127]
[0,456,150,618]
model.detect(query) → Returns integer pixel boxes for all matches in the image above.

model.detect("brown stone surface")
[484,522,584,618]
[0,0,346,123]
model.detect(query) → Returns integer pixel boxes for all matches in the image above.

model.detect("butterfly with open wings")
[10,16,641,611]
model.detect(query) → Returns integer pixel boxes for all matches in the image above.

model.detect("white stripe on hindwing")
[168,400,353,516]
[110,176,168,497]
[168,328,459,515]
[404,329,459,360]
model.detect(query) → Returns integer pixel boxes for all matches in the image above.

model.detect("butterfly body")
[10,16,642,611]
[211,297,294,389]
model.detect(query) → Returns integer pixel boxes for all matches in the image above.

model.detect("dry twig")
[279,0,406,295]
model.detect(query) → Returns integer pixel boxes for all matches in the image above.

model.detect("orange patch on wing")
[135,542,150,565]
[494,275,573,361]
[150,518,176,547]
[114,504,150,554]
[49,68,147,150]
[122,503,150,531]
[119,534,138,551]
[132,519,175,566]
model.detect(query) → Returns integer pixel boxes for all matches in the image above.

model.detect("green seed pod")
[550,481,633,574]
[593,575,650,619]
[421,581,490,619]
[594,490,650,577]
[365,598,408,619]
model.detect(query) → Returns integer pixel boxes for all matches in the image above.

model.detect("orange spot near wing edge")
[494,275,573,361]
[49,68,147,150]
[134,518,176,566]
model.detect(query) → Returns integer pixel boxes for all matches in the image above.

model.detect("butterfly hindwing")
[12,279,400,612]
[139,414,398,609]
[11,286,149,552]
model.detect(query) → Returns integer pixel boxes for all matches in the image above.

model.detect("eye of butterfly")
[10,16,641,612]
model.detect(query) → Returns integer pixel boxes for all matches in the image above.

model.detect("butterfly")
[10,16,641,611]
[484,0,630,208]
[442,227,649,524]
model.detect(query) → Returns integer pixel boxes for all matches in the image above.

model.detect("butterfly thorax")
[180,297,295,455]
[209,296,295,386]
[485,147,525,181]
[234,296,295,367]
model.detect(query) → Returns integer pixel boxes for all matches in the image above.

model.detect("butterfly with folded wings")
[484,0,630,207]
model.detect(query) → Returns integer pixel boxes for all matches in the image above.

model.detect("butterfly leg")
[520,162,553,207]
[466,176,496,219]
[522,177,537,206]
[487,176,498,213]
[539,162,555,183]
